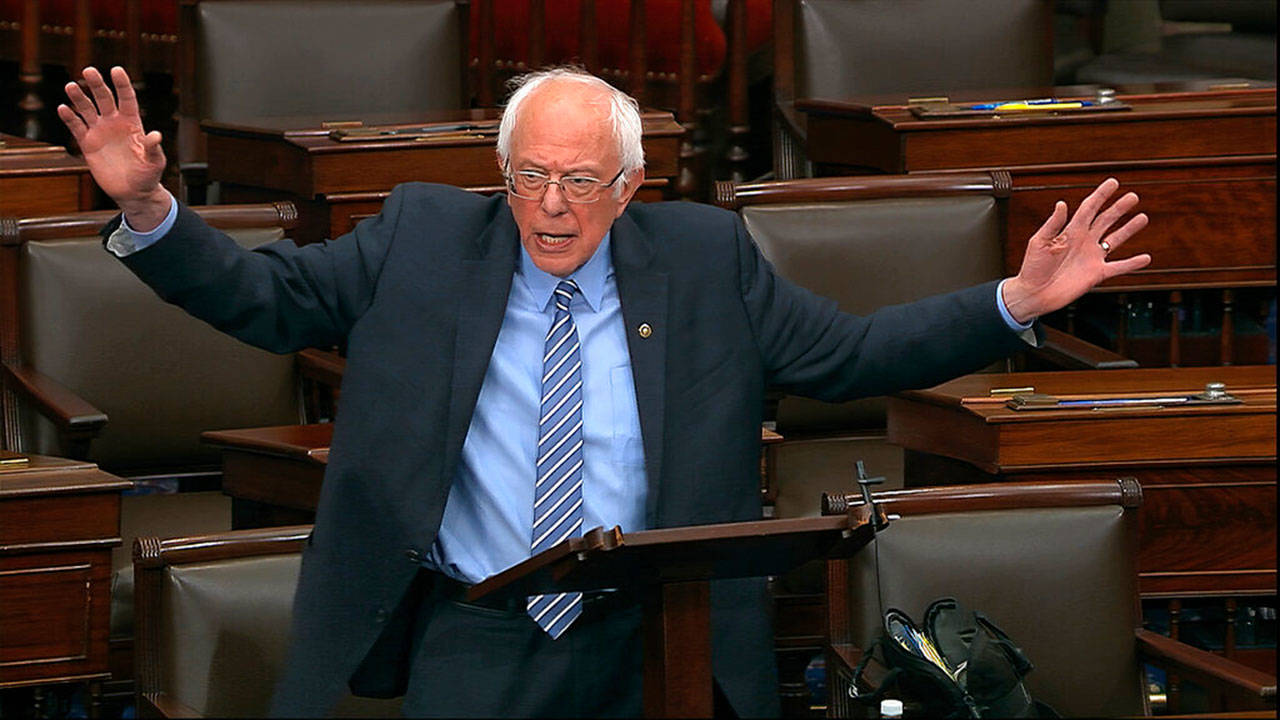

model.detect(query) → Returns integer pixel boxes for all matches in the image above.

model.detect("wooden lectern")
[468,508,885,717]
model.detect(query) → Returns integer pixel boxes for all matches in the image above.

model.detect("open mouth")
[535,232,575,248]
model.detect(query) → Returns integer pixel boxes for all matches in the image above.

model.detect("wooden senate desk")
[0,134,93,217]
[201,424,330,530]
[206,424,786,530]
[203,108,686,245]
[796,82,1277,295]
[887,365,1276,600]
[0,455,129,690]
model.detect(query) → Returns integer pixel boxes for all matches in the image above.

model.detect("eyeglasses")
[504,164,626,203]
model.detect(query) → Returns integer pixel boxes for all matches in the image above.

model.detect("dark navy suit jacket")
[117,183,1027,716]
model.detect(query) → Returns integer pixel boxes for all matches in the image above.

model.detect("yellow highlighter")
[992,101,1087,111]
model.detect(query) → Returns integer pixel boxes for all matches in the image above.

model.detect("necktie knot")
[553,279,579,313]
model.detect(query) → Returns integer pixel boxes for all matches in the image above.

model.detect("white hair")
[496,67,646,182]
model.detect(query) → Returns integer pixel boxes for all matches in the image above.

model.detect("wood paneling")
[0,456,127,688]
[889,367,1276,598]
[0,134,93,217]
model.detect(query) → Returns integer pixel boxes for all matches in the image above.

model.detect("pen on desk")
[968,99,1094,110]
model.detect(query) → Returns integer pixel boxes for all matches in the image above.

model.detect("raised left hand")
[1001,177,1151,324]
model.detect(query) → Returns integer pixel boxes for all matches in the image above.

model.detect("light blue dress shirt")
[426,231,648,584]
[119,192,1034,585]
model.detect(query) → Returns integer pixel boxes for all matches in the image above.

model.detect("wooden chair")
[175,0,471,202]
[715,172,1134,496]
[771,0,1056,178]
[132,525,401,717]
[714,171,1136,714]
[0,201,341,711]
[821,478,1276,716]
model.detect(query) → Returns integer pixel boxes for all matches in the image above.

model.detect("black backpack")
[847,597,1058,718]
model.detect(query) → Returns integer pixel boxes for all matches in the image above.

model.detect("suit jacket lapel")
[442,209,519,477]
[610,214,669,528]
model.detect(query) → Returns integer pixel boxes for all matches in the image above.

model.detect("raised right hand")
[58,66,170,230]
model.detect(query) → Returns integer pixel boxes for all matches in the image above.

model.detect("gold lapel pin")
[638,323,653,339]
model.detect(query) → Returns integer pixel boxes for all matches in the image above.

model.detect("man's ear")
[614,167,646,218]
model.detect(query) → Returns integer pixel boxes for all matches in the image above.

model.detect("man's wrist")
[997,278,1036,331]
[119,187,174,233]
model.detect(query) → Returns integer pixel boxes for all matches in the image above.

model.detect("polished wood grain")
[0,134,93,217]
[470,508,881,719]
[643,581,712,718]
[887,367,1276,598]
[0,456,127,688]
[208,424,785,528]
[798,86,1275,173]
[1003,157,1276,291]
[204,110,685,244]
[795,85,1277,298]
[202,424,330,529]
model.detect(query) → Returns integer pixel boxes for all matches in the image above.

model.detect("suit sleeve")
[111,185,410,353]
[733,214,1028,402]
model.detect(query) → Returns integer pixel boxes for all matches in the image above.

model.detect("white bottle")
[880,698,904,719]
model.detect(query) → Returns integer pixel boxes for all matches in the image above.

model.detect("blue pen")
[968,98,1095,110]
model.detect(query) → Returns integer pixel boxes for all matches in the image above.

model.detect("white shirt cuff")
[106,191,179,257]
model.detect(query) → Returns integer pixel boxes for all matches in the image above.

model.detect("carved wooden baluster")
[1220,288,1235,365]
[19,0,42,139]
[627,0,647,106]
[1168,290,1182,367]
[477,0,495,106]
[675,0,698,200]
[578,0,598,75]
[126,0,146,116]
[1115,293,1129,358]
[1168,599,1183,710]
[528,0,545,70]
[725,0,749,183]
[74,0,92,76]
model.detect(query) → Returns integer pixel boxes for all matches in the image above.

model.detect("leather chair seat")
[836,500,1147,717]
[743,194,1006,493]
[110,492,233,639]
[154,550,400,717]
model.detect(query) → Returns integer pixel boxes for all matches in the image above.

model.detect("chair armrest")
[296,347,346,388]
[1031,326,1138,370]
[2,363,108,435]
[1136,628,1277,706]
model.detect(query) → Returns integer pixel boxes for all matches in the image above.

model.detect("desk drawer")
[0,549,112,686]
[0,493,121,548]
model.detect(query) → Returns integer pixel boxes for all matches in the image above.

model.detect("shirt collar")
[519,230,612,313]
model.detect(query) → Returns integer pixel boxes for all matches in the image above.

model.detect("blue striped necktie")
[528,279,585,638]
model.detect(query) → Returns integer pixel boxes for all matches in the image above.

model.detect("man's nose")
[539,182,570,214]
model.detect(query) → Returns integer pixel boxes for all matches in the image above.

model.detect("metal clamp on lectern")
[821,461,890,532]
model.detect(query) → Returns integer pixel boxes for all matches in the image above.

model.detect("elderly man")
[59,66,1148,717]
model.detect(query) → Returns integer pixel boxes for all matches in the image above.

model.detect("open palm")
[58,66,166,207]
[1002,178,1151,324]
